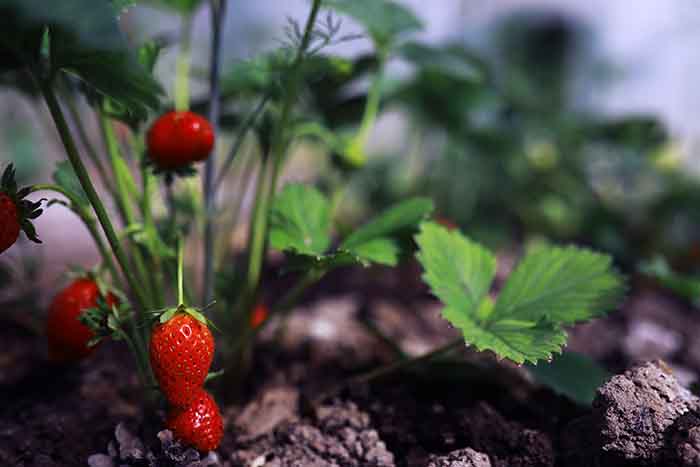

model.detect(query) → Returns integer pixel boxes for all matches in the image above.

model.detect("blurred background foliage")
[1,0,699,289]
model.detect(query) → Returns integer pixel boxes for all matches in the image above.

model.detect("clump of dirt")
[88,424,221,467]
[426,448,492,467]
[229,398,394,467]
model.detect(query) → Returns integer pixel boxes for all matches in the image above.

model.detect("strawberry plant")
[0,0,629,453]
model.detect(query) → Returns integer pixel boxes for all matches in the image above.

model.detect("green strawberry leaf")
[0,1,163,120]
[526,351,610,405]
[269,183,332,256]
[342,197,433,249]
[491,244,625,324]
[53,161,89,208]
[415,222,625,364]
[323,0,422,48]
[415,221,495,312]
[344,237,400,266]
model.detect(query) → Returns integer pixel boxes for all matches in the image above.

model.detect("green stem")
[238,0,322,320]
[60,85,115,195]
[99,112,157,309]
[203,0,228,304]
[346,48,387,167]
[38,79,151,354]
[177,235,185,305]
[175,13,194,111]
[138,137,166,307]
[214,94,269,191]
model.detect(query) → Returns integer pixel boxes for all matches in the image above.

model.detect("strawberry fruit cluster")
[150,310,223,452]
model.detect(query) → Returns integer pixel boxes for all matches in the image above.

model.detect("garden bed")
[3,265,700,467]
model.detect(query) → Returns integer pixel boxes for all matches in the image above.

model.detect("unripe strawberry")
[166,389,223,452]
[146,111,215,169]
[150,312,215,407]
[46,278,117,362]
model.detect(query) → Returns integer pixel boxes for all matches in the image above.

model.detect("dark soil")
[3,264,700,466]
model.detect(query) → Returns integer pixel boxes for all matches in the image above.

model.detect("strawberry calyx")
[1,164,44,243]
[155,303,219,331]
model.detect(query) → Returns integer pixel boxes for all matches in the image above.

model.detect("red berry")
[166,389,223,452]
[0,193,20,255]
[150,313,215,407]
[0,164,43,255]
[46,278,117,362]
[146,111,215,169]
[250,302,269,329]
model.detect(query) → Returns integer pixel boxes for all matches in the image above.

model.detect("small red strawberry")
[0,164,43,254]
[146,111,215,170]
[46,278,118,362]
[150,309,215,407]
[250,301,269,329]
[166,389,223,452]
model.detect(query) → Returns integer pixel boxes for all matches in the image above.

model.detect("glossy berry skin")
[146,111,214,169]
[250,302,269,329]
[46,279,117,362]
[150,313,215,407]
[166,389,223,452]
[0,193,20,255]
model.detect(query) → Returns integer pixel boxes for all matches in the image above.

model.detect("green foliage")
[640,256,700,304]
[323,0,422,48]
[0,0,162,122]
[141,0,204,14]
[526,351,609,405]
[53,161,89,207]
[109,0,136,15]
[415,221,625,364]
[269,184,431,271]
[415,222,495,312]
[269,184,332,257]
[341,197,433,266]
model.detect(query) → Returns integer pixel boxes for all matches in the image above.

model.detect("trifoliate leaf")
[269,183,332,256]
[491,244,625,324]
[323,0,422,48]
[415,221,495,312]
[415,222,625,364]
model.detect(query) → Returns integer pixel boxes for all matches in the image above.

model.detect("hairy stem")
[238,0,323,320]
[99,113,157,309]
[38,80,151,357]
[203,0,228,304]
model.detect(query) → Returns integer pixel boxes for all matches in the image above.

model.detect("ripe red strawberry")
[150,311,215,407]
[250,302,269,329]
[166,389,223,452]
[0,164,43,254]
[46,278,118,362]
[146,111,215,169]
